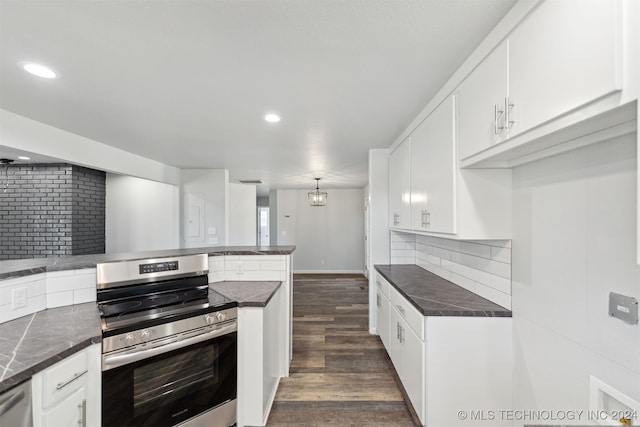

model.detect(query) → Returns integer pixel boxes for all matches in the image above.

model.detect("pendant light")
[308,178,327,207]
[1,158,14,193]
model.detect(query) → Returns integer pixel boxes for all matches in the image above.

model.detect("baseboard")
[293,270,365,274]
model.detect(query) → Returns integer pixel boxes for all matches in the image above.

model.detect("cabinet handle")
[376,294,381,308]
[494,104,504,134]
[57,370,88,390]
[78,399,87,427]
[399,325,405,343]
[396,304,405,315]
[421,210,426,227]
[504,97,515,130]
[397,322,400,340]
[426,211,430,228]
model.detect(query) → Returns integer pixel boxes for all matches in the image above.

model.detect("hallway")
[267,274,418,426]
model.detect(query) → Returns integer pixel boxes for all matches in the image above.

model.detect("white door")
[257,207,270,246]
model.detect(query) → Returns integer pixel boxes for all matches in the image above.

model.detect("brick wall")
[71,166,105,255]
[0,164,105,260]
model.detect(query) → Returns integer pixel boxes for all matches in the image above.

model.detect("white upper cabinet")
[457,41,509,161]
[458,0,632,168]
[388,139,411,230]
[508,0,621,136]
[410,96,456,234]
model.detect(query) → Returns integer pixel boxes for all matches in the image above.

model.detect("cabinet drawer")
[375,275,390,298]
[389,286,424,340]
[41,350,89,409]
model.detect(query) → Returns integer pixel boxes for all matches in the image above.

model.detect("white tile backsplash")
[390,231,512,309]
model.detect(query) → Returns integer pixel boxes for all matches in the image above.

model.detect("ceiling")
[0,0,516,195]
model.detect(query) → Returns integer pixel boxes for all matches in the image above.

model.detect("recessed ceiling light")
[264,113,281,123]
[17,156,30,160]
[20,62,58,79]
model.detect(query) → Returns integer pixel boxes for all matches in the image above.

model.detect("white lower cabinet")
[377,275,512,426]
[375,280,390,349]
[237,287,286,427]
[389,305,426,422]
[32,344,101,427]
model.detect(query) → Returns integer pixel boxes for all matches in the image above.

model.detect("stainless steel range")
[96,254,237,427]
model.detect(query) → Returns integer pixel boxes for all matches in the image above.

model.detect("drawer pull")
[396,305,405,315]
[57,370,88,390]
[78,399,87,427]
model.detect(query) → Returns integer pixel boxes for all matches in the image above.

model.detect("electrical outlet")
[208,237,218,245]
[237,262,244,274]
[12,287,27,310]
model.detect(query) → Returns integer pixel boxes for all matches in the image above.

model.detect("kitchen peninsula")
[0,246,295,427]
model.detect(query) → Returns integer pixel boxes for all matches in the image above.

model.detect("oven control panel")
[139,261,179,274]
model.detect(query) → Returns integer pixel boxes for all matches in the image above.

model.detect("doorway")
[258,206,270,246]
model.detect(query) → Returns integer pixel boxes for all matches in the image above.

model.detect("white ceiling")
[0,0,516,195]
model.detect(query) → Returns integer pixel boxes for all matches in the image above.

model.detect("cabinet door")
[388,139,411,229]
[400,321,425,423]
[411,96,456,234]
[457,41,508,160]
[39,387,87,427]
[410,120,428,231]
[423,96,456,234]
[388,307,425,424]
[509,0,621,137]
[376,291,390,349]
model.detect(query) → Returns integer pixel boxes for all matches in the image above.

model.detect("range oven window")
[133,343,217,418]
[103,333,236,427]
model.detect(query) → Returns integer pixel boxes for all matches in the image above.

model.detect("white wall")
[0,109,180,185]
[105,174,179,253]
[368,149,389,332]
[275,188,365,273]
[511,134,640,424]
[180,169,228,248]
[269,189,278,248]
[228,183,257,246]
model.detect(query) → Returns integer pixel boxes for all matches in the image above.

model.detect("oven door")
[102,331,237,427]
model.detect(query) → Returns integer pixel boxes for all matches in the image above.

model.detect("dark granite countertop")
[375,264,511,317]
[0,245,296,280]
[210,281,282,307]
[0,280,286,392]
[0,303,102,393]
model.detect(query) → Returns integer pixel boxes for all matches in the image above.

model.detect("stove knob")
[125,334,135,345]
[204,314,213,325]
[141,330,150,341]
[216,312,226,322]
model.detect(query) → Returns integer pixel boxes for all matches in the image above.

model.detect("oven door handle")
[103,322,237,370]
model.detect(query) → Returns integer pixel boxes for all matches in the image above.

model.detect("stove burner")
[147,293,180,307]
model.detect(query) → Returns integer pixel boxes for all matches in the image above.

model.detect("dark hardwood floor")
[266,274,418,427]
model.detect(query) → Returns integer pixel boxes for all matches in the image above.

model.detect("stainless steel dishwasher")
[0,380,32,427]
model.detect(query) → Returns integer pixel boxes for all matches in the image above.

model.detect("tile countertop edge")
[0,246,296,280]
[374,264,512,318]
